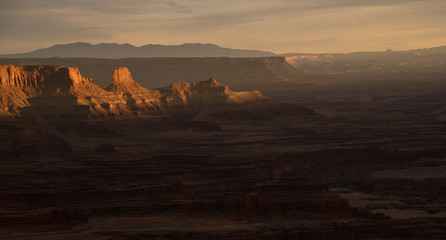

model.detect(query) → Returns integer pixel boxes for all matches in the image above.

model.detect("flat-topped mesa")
[0,65,106,116]
[0,65,104,97]
[0,65,62,94]
[105,67,149,93]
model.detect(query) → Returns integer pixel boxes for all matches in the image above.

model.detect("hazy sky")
[1,0,445,54]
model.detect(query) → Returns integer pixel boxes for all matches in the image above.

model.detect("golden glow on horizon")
[1,0,445,54]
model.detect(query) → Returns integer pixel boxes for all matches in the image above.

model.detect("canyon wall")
[0,65,267,117]
[0,57,305,93]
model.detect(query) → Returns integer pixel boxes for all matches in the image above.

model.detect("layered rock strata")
[0,65,267,117]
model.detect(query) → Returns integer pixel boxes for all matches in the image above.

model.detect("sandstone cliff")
[0,65,104,97]
[105,67,150,94]
[0,65,267,117]
[0,65,104,116]
[0,57,305,94]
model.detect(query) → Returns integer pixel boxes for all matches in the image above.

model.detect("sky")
[1,0,445,54]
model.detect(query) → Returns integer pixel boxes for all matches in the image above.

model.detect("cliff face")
[105,67,149,93]
[0,65,267,117]
[0,65,103,97]
[0,57,306,94]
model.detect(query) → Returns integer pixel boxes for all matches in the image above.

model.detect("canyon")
[0,61,445,239]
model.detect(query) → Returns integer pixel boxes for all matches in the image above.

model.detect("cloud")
[165,0,193,13]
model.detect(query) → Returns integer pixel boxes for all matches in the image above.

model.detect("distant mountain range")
[2,42,446,59]
[0,42,276,58]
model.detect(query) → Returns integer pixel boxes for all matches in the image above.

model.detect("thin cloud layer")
[1,0,445,54]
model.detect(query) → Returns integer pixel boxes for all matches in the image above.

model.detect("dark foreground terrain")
[0,68,446,239]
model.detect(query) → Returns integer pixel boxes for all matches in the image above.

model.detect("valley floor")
[1,73,446,239]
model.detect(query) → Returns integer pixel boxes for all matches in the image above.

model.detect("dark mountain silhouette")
[0,42,276,58]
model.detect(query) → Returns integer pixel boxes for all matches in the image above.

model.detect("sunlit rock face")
[106,67,150,94]
[0,57,306,94]
[0,65,267,117]
[0,65,101,116]
[157,77,267,108]
[0,65,103,97]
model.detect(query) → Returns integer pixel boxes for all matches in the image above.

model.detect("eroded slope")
[0,65,267,117]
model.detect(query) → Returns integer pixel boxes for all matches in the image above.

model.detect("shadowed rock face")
[0,65,267,117]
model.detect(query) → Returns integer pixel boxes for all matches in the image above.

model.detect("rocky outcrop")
[0,65,105,116]
[0,57,306,94]
[0,65,267,117]
[158,77,266,107]
[0,65,104,97]
[105,67,150,94]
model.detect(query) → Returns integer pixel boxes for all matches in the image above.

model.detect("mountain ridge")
[0,42,276,58]
[3,42,446,59]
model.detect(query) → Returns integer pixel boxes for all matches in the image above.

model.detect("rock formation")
[0,65,267,117]
[105,67,149,94]
[0,57,306,94]
[158,77,265,107]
